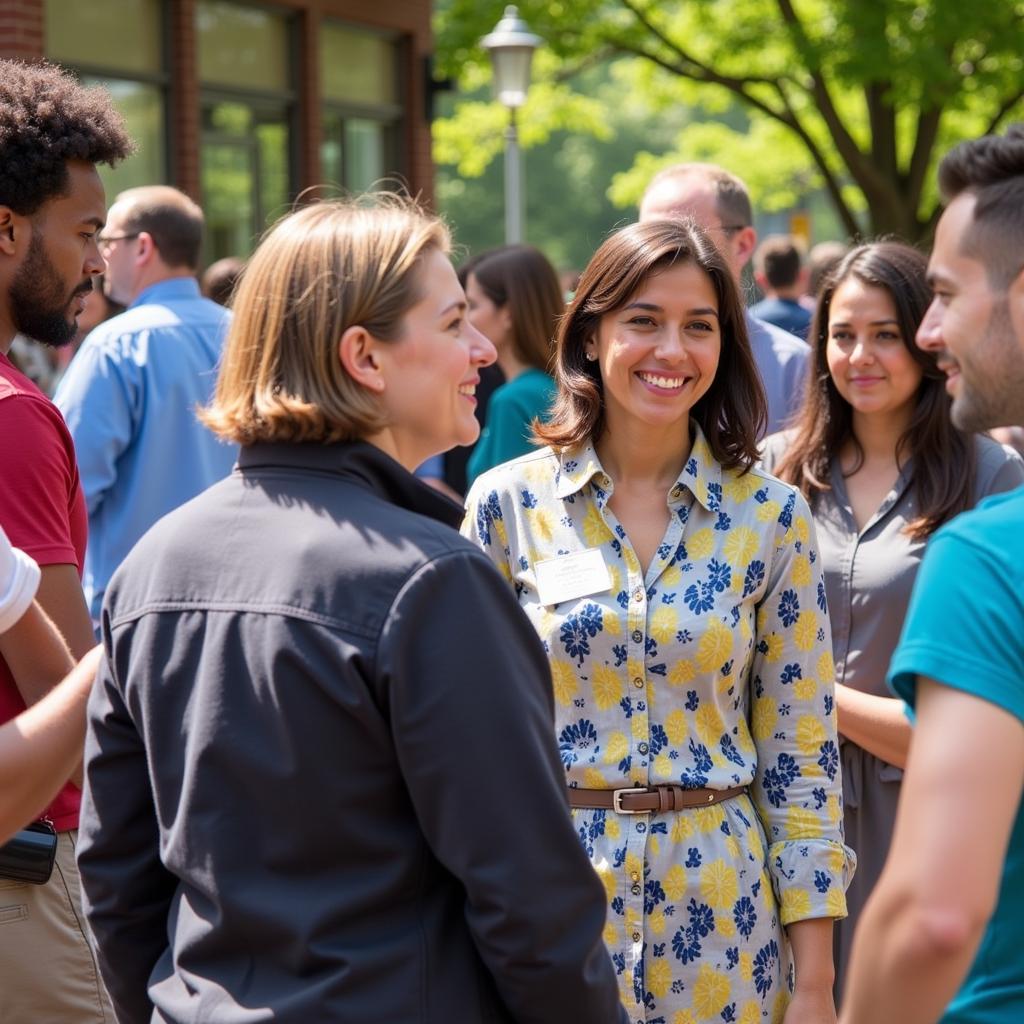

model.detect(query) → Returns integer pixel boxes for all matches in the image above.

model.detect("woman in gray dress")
[760,241,1024,1003]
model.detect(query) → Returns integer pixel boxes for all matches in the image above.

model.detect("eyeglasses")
[96,232,140,247]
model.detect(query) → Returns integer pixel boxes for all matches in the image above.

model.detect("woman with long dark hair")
[466,218,855,1024]
[464,244,562,486]
[761,240,1024,1000]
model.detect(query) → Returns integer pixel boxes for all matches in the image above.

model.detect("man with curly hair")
[0,58,130,1022]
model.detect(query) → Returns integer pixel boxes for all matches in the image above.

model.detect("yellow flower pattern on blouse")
[463,424,855,1022]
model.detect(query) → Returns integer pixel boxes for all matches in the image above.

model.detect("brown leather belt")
[568,784,748,815]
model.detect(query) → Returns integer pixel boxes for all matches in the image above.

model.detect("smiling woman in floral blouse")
[464,218,855,1024]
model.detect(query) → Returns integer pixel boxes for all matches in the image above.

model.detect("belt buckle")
[612,787,649,814]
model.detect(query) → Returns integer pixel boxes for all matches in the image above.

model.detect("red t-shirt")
[0,351,88,831]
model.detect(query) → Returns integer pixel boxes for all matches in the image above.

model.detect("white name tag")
[534,548,612,607]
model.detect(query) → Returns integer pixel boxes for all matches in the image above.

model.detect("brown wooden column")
[168,0,201,201]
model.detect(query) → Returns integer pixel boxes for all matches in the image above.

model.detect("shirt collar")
[554,421,723,512]
[130,276,203,309]
[236,440,464,530]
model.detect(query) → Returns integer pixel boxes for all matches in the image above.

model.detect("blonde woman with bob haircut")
[464,218,855,1024]
[75,196,626,1024]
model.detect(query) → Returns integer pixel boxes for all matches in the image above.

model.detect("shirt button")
[631,883,642,896]
[630,870,641,882]
[632,586,644,602]
[638,742,649,755]
[636,821,646,833]
[631,629,643,643]
[632,676,644,689]
[632,930,642,943]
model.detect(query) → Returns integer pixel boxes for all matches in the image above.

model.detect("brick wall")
[2,0,434,204]
[0,0,44,60]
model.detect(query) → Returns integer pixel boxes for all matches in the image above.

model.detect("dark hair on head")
[201,256,245,307]
[756,234,804,290]
[807,240,850,299]
[535,218,766,470]
[938,123,1024,288]
[115,185,204,269]
[468,245,563,373]
[0,59,132,215]
[772,241,976,539]
[456,249,494,289]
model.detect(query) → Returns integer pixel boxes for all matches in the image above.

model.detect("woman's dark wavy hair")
[0,60,132,215]
[772,241,976,539]
[534,218,766,471]
[469,244,563,373]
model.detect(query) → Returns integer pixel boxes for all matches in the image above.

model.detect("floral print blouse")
[463,424,855,1023]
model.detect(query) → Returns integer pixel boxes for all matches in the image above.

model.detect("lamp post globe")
[481,6,542,243]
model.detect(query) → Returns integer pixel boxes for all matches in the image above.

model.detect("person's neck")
[766,286,802,302]
[128,267,194,305]
[596,413,692,491]
[497,347,530,382]
[846,408,911,468]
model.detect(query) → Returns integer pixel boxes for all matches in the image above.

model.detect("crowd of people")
[1,56,1023,1024]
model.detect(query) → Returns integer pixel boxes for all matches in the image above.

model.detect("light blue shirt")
[745,311,809,437]
[55,278,237,621]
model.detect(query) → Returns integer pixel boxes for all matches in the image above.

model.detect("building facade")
[1,0,435,262]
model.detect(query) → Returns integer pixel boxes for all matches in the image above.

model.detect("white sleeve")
[0,523,40,633]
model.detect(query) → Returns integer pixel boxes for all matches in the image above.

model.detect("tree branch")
[984,88,1024,136]
[867,80,898,180]
[773,80,862,238]
[905,104,943,218]
[773,0,891,200]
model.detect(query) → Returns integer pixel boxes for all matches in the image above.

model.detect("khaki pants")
[0,829,114,1022]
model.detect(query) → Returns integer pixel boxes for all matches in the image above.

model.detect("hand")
[783,985,836,1024]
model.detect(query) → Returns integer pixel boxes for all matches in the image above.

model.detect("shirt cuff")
[767,838,856,925]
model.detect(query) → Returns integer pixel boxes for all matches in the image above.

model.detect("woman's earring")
[585,351,597,362]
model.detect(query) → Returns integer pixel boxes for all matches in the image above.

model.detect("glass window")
[47,0,162,75]
[201,99,290,261]
[197,1,289,91]
[81,78,166,199]
[319,22,397,106]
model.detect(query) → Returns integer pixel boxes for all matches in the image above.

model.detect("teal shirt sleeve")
[466,371,555,488]
[889,509,1024,723]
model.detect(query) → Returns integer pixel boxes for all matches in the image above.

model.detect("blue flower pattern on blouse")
[463,425,855,1022]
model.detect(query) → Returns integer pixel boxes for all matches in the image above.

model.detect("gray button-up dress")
[761,432,1024,1000]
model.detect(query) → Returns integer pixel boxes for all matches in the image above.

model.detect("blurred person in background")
[55,185,237,625]
[802,241,851,313]
[761,240,1024,1001]
[464,244,562,487]
[200,255,244,308]
[751,234,813,340]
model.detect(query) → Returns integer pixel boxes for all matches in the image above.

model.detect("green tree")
[435,0,1024,241]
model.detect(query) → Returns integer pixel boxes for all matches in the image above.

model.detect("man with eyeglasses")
[55,186,236,626]
[639,162,810,436]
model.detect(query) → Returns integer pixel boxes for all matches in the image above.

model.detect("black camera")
[0,820,58,885]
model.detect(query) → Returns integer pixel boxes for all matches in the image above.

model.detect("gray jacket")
[77,441,624,1024]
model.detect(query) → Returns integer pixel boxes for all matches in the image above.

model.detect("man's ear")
[753,269,768,292]
[1007,264,1024,351]
[0,207,22,257]
[733,226,757,270]
[135,231,157,268]
[339,324,386,393]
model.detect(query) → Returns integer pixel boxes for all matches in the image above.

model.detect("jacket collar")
[236,440,464,529]
[554,421,723,512]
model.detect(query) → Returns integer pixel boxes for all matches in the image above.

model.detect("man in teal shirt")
[841,126,1024,1023]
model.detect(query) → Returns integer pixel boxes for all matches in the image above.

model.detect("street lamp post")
[481,6,541,245]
